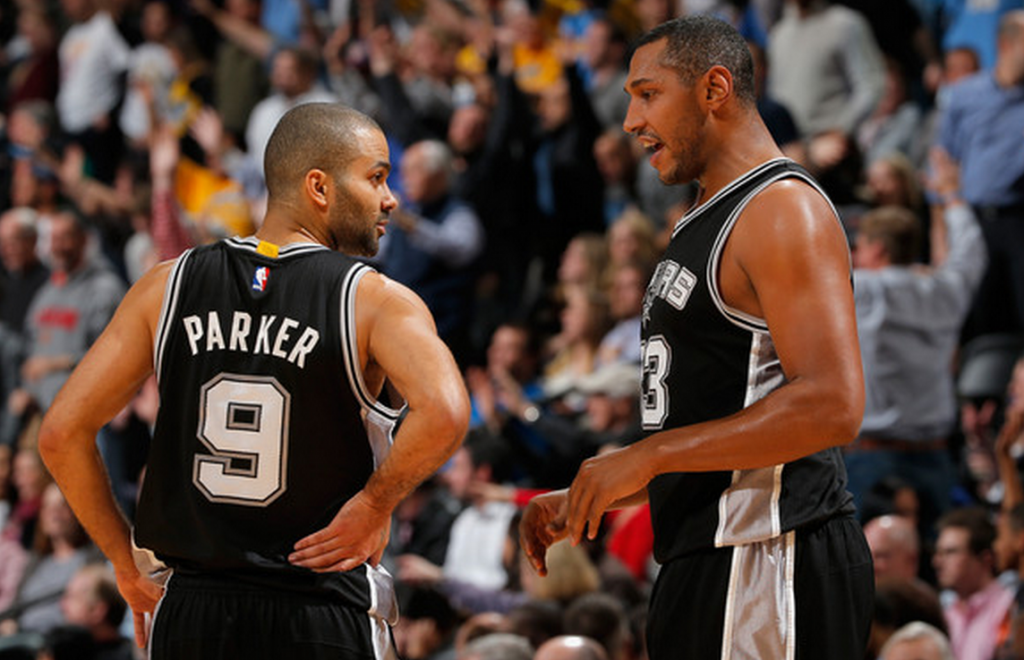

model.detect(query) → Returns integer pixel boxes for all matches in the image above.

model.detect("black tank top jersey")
[134,237,401,610]
[640,158,855,563]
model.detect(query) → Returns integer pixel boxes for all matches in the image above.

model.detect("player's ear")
[702,65,733,110]
[305,169,330,209]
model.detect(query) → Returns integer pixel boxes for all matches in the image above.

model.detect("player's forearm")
[639,376,863,474]
[362,396,469,512]
[38,424,136,571]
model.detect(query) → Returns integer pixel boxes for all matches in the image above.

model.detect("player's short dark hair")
[635,15,756,106]
[263,103,382,203]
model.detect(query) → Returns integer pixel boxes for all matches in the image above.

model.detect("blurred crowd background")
[0,0,1022,658]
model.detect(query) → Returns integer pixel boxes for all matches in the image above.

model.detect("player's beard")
[659,103,708,186]
[329,190,381,257]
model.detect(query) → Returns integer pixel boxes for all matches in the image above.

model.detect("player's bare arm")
[290,273,470,571]
[564,180,865,543]
[38,261,173,646]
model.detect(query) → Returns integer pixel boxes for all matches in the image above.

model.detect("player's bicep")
[361,277,468,422]
[739,185,862,395]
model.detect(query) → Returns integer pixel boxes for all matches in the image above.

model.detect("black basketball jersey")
[134,237,401,611]
[640,158,855,563]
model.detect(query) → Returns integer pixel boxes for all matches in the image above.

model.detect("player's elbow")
[38,411,74,470]
[423,388,471,453]
[818,381,865,448]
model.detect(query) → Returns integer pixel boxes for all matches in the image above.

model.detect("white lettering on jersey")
[180,312,320,368]
[229,312,251,351]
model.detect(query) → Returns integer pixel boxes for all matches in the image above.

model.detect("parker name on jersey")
[181,311,320,368]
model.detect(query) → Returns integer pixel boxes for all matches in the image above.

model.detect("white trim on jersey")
[339,263,403,422]
[154,249,194,382]
[671,157,791,238]
[146,571,173,659]
[714,328,788,547]
[706,165,846,334]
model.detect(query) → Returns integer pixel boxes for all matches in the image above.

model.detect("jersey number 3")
[193,373,291,506]
[642,336,671,429]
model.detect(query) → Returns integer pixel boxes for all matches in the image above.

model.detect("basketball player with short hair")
[521,16,873,660]
[38,103,471,659]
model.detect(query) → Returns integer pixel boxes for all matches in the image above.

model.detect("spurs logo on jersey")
[642,259,698,329]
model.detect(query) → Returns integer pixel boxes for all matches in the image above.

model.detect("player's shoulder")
[743,177,838,229]
[735,177,848,262]
[357,270,431,316]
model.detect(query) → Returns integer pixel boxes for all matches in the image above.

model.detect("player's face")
[623,39,707,186]
[329,129,397,257]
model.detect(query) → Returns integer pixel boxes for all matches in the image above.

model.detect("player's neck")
[257,208,330,248]
[697,127,783,202]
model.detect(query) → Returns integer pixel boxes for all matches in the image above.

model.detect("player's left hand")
[289,491,392,572]
[565,444,652,544]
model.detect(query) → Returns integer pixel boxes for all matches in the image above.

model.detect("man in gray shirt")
[845,150,986,534]
[10,212,124,414]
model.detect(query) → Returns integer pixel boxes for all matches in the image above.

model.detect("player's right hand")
[114,567,164,648]
[519,489,569,576]
[289,490,392,572]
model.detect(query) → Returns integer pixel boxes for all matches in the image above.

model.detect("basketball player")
[37,103,471,659]
[521,16,872,660]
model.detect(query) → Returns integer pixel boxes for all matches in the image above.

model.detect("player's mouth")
[376,217,389,235]
[636,134,665,164]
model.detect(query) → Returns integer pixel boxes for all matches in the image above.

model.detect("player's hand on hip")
[114,567,164,648]
[289,491,391,573]
[566,445,651,545]
[520,489,569,576]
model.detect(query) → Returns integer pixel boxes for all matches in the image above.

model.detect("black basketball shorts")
[646,515,873,660]
[149,573,397,660]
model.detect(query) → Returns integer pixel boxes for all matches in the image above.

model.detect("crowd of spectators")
[0,0,1023,658]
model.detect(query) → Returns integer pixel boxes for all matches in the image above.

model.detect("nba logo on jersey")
[252,266,269,292]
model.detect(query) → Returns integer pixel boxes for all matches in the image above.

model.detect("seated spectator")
[507,599,564,651]
[593,131,639,227]
[383,139,484,365]
[2,483,102,635]
[3,6,59,113]
[534,635,609,660]
[934,507,1013,660]
[597,261,651,367]
[10,212,124,417]
[459,632,533,660]
[564,593,631,660]
[466,322,544,434]
[0,208,50,336]
[541,287,612,414]
[393,586,460,660]
[864,515,922,582]
[6,447,49,550]
[59,565,132,660]
[880,621,955,660]
[857,57,922,166]
[870,579,948,660]
[604,211,658,277]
